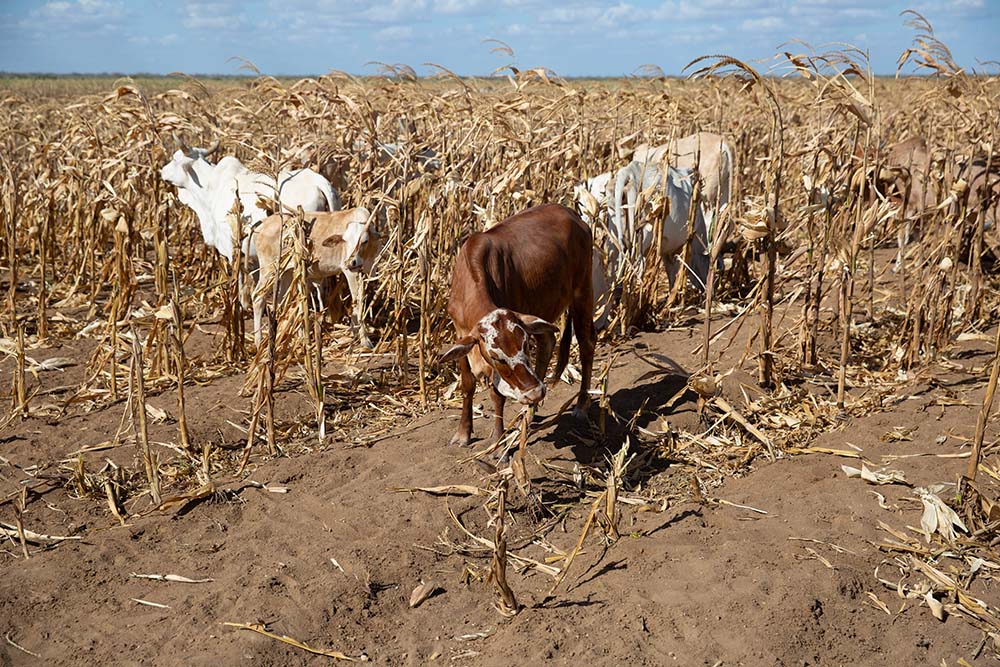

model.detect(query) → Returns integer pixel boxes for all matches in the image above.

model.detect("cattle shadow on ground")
[540,369,695,477]
[930,374,990,391]
[526,478,590,509]
[951,347,994,361]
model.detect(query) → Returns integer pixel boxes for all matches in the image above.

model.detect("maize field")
[1,13,999,666]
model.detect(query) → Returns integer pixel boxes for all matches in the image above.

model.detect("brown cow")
[886,137,937,220]
[851,136,939,266]
[951,153,1000,266]
[441,204,595,448]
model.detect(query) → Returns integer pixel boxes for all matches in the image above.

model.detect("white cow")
[160,143,341,262]
[574,162,713,330]
[632,131,735,240]
[573,172,613,227]
[612,161,713,290]
[573,172,617,329]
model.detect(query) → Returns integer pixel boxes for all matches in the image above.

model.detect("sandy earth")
[1,316,998,666]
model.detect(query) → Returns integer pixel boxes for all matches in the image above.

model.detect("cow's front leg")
[252,269,266,348]
[343,270,374,349]
[663,254,681,289]
[534,331,556,386]
[449,354,476,447]
[489,374,506,442]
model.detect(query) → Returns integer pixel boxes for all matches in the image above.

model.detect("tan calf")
[252,207,377,349]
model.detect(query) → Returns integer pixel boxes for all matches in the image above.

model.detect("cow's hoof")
[358,336,375,350]
[571,405,589,421]
[448,432,472,448]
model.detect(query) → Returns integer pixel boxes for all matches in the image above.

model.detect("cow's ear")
[322,234,344,247]
[518,314,559,337]
[182,162,199,185]
[440,336,476,363]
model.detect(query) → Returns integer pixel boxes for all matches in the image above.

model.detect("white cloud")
[363,0,428,23]
[180,1,252,31]
[266,0,431,41]
[435,0,486,14]
[375,25,414,41]
[741,16,784,31]
[35,0,123,24]
[537,2,675,31]
[26,0,126,38]
[128,31,180,48]
[839,7,884,19]
[38,2,72,17]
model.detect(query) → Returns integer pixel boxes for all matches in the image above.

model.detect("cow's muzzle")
[520,384,545,405]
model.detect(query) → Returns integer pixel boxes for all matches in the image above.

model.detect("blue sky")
[0,0,994,77]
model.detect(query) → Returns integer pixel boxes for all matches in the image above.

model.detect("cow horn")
[173,133,190,154]
[204,140,221,157]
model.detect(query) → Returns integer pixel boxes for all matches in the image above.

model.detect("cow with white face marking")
[441,204,595,448]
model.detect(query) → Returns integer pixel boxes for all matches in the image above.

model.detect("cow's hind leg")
[449,355,476,447]
[252,297,263,348]
[663,254,681,289]
[252,266,268,348]
[570,299,595,422]
[240,255,259,311]
[894,219,911,272]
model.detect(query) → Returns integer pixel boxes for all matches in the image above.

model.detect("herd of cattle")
[159,130,997,445]
[159,132,736,342]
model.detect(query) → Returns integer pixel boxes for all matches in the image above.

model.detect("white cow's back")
[633,131,734,245]
[613,161,712,288]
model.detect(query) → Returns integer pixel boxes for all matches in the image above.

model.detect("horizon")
[0,1,994,79]
[0,71,994,81]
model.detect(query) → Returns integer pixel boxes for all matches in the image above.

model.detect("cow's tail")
[551,312,573,384]
[721,139,735,215]
[612,164,632,252]
[612,163,639,269]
